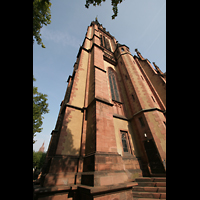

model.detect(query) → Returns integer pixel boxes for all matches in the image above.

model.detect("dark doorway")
[143,139,165,174]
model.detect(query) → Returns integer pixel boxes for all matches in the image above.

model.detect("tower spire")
[38,141,45,152]
[135,48,144,60]
[95,15,99,24]
[153,62,163,75]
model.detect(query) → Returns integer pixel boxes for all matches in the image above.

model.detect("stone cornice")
[129,107,166,121]
[94,65,106,73]
[113,107,166,122]
[103,53,117,66]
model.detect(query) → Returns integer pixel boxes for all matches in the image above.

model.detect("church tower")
[38,142,45,152]
[36,19,166,200]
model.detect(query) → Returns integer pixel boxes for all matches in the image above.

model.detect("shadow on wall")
[42,108,80,186]
[127,121,150,176]
[62,127,80,155]
[58,108,80,155]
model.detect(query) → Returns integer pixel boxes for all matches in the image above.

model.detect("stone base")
[34,185,77,200]
[41,155,79,187]
[81,170,129,186]
[78,182,136,200]
[34,182,138,200]
[81,152,142,186]
[42,172,77,186]
[42,152,143,187]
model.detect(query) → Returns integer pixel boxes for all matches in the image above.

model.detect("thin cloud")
[144,26,165,55]
[41,27,81,48]
[134,2,165,48]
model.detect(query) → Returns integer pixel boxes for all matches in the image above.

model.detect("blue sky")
[33,0,166,152]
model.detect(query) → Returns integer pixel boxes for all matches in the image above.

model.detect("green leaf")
[33,75,49,143]
[85,0,124,19]
[33,0,51,48]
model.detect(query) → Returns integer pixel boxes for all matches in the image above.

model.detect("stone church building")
[34,19,166,200]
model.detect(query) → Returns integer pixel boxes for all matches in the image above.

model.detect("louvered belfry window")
[108,69,120,102]
[100,34,111,51]
[100,35,103,46]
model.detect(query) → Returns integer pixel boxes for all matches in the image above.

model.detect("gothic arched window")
[108,68,120,102]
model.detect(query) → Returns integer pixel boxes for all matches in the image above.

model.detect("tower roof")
[90,18,113,39]
[38,142,45,152]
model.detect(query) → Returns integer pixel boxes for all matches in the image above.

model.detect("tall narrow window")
[105,37,111,51]
[112,75,120,101]
[101,35,111,51]
[108,69,120,102]
[109,73,115,100]
[120,131,130,153]
[103,36,107,49]
[100,34,103,46]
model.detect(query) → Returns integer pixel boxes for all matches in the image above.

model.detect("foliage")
[85,0,123,19]
[33,0,52,48]
[33,151,47,169]
[33,76,49,143]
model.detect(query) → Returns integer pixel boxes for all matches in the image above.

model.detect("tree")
[33,151,47,169]
[33,0,52,48]
[85,0,123,19]
[33,76,49,143]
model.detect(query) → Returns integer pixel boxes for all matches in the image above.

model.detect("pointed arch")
[108,68,120,102]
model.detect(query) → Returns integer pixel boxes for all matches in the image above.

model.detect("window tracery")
[108,68,120,102]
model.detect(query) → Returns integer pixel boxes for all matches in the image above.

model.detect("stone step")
[132,191,166,199]
[135,177,166,182]
[132,177,166,199]
[135,178,152,182]
[132,186,166,193]
[150,173,166,177]
[133,198,166,200]
[137,182,166,187]
[151,177,166,182]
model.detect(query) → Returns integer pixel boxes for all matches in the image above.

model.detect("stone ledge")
[94,65,106,73]
[34,181,138,195]
[113,113,128,121]
[34,185,72,194]
[77,181,137,195]
[84,151,120,157]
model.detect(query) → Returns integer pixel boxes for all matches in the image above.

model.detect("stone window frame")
[119,130,133,156]
[108,67,121,102]
[99,34,112,52]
